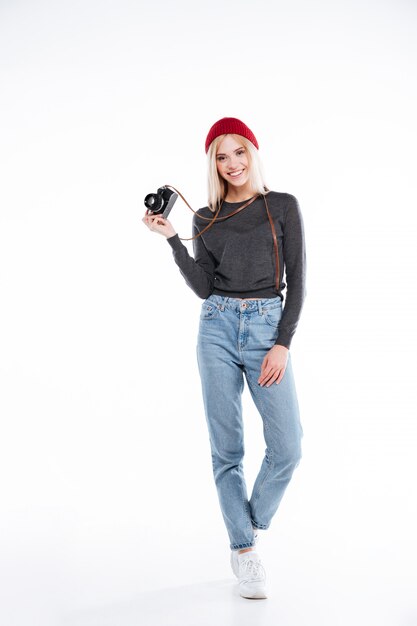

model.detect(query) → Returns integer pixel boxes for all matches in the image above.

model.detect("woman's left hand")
[258,345,289,387]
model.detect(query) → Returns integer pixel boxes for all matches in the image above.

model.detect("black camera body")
[144,186,178,219]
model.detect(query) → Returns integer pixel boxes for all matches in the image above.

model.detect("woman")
[142,117,306,599]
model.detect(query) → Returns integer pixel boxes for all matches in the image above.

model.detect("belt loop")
[258,300,263,315]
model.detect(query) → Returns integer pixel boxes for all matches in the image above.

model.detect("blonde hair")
[206,134,270,213]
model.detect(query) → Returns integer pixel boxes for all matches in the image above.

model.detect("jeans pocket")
[200,301,221,321]
[263,306,282,328]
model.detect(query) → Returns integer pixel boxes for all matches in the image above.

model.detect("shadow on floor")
[61,578,278,626]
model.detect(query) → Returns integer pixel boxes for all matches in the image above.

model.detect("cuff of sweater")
[275,334,292,350]
[166,233,182,250]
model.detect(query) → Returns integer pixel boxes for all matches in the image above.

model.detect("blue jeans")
[196,294,303,551]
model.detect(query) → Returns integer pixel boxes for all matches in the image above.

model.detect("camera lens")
[144,193,163,213]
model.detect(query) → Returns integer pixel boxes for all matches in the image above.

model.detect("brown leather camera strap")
[164,185,280,293]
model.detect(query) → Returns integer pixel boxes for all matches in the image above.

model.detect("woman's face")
[216,135,251,190]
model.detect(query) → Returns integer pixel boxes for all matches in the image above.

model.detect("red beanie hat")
[205,117,259,153]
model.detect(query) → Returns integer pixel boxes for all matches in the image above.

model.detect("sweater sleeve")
[166,215,215,299]
[275,194,307,349]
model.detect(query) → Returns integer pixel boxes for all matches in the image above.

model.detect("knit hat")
[205,117,259,153]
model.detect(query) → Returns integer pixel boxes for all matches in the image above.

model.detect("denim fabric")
[196,294,303,550]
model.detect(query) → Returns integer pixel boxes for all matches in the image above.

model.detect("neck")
[224,187,256,203]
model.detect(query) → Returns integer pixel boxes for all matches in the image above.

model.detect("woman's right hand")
[142,212,177,239]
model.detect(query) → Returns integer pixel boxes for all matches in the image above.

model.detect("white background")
[1,1,416,625]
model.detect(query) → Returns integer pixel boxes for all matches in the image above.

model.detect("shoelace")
[239,557,266,582]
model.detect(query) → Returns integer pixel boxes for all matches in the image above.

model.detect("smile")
[228,170,244,178]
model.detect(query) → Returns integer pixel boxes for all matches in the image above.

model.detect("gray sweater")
[166,191,306,349]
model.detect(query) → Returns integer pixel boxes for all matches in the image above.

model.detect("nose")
[229,156,241,170]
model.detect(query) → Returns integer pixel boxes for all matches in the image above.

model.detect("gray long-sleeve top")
[166,191,307,349]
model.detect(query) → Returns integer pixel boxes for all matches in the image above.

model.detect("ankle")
[238,547,254,555]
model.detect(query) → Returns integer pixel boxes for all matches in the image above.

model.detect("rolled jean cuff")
[251,521,269,530]
[230,540,256,551]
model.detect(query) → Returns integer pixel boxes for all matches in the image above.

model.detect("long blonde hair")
[206,134,270,213]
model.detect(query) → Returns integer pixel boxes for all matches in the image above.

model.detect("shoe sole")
[239,588,268,599]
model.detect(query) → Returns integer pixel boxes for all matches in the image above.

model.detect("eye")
[237,149,245,156]
[217,156,225,161]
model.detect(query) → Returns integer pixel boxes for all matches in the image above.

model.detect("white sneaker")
[230,529,261,577]
[231,549,240,577]
[236,552,267,599]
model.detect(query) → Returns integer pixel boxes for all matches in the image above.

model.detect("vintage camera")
[144,186,178,219]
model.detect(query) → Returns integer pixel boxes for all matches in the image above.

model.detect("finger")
[258,361,267,379]
[258,362,272,380]
[263,370,278,386]
[265,371,280,387]
[275,368,286,385]
[259,365,275,385]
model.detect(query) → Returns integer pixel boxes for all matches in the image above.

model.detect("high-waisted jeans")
[196,294,303,551]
